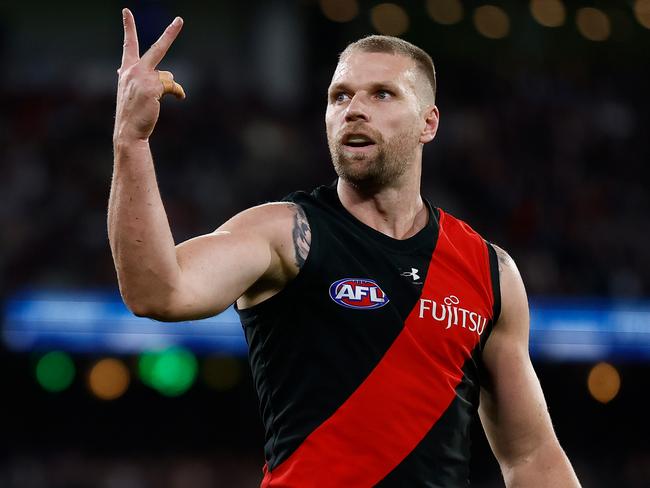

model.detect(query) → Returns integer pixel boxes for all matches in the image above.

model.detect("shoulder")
[491,243,514,273]
[485,243,530,348]
[219,201,297,228]
[219,202,308,242]
[490,244,526,307]
[219,201,312,271]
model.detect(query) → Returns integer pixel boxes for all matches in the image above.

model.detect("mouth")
[341,133,377,151]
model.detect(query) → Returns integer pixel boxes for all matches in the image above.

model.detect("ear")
[419,105,439,144]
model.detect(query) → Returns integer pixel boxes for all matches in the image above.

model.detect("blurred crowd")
[1,447,649,488]
[1,452,262,488]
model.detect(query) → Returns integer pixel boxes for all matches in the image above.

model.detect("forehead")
[330,51,418,90]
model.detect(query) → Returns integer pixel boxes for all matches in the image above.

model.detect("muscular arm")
[479,246,581,487]
[110,165,299,320]
[109,10,308,321]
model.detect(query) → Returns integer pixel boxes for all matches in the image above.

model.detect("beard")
[328,124,420,190]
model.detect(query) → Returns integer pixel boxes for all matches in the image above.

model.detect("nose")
[344,94,369,123]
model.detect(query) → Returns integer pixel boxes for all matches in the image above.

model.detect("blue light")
[529,298,650,361]
[3,290,650,361]
[2,290,246,355]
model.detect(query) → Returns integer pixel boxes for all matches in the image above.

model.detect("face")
[326,51,434,189]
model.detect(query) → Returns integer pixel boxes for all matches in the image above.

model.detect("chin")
[331,146,392,186]
[335,155,372,175]
[335,163,388,189]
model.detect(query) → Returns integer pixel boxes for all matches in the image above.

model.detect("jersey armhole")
[486,241,502,325]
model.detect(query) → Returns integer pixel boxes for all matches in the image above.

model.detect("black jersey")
[236,184,501,487]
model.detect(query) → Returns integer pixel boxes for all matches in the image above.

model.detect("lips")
[341,132,376,148]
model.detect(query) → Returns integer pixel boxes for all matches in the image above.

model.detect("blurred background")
[1,0,649,486]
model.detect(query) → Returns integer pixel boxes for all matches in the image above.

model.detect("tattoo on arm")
[492,244,510,273]
[292,205,311,268]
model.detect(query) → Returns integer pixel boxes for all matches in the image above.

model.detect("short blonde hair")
[341,35,437,104]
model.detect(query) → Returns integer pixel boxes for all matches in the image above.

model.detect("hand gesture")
[114,8,185,142]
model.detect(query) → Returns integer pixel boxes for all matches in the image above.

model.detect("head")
[326,35,439,190]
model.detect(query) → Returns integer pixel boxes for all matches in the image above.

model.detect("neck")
[336,169,427,240]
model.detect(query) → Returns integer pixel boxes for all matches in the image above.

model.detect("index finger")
[141,16,183,69]
[120,8,140,69]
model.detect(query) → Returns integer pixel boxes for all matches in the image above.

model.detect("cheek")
[383,110,418,134]
[325,109,338,137]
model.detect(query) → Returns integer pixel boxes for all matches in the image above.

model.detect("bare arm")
[109,10,305,320]
[480,246,581,487]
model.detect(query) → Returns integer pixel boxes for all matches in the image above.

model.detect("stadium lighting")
[576,7,611,41]
[139,347,198,397]
[88,358,130,400]
[473,5,510,39]
[319,0,359,23]
[370,3,410,36]
[35,351,75,393]
[530,0,566,28]
[587,362,621,404]
[426,0,464,26]
[634,0,650,28]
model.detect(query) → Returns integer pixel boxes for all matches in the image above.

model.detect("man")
[109,8,581,487]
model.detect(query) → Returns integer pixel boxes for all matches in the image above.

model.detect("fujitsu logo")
[418,295,487,335]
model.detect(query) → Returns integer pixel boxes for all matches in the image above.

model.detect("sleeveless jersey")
[236,183,501,487]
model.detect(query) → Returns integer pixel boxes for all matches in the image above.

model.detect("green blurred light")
[138,348,197,396]
[35,351,75,392]
[138,351,157,387]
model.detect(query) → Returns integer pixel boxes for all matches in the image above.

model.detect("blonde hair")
[341,35,436,104]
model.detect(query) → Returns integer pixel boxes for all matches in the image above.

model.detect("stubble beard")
[328,128,420,190]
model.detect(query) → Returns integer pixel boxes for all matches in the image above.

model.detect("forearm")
[108,137,180,316]
[502,440,581,488]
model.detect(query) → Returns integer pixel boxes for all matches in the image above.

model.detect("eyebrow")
[328,81,402,95]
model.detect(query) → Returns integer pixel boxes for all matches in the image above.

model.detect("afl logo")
[329,278,390,310]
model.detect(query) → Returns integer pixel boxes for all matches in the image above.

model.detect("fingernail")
[172,16,182,26]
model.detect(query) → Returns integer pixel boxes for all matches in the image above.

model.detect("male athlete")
[109,8,581,487]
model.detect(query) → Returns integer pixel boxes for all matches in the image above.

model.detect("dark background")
[1,1,649,486]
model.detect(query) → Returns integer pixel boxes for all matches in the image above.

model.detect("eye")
[332,92,350,103]
[375,90,392,100]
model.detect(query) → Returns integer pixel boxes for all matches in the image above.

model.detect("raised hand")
[114,8,185,142]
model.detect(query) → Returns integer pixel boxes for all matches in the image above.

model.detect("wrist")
[113,129,150,154]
